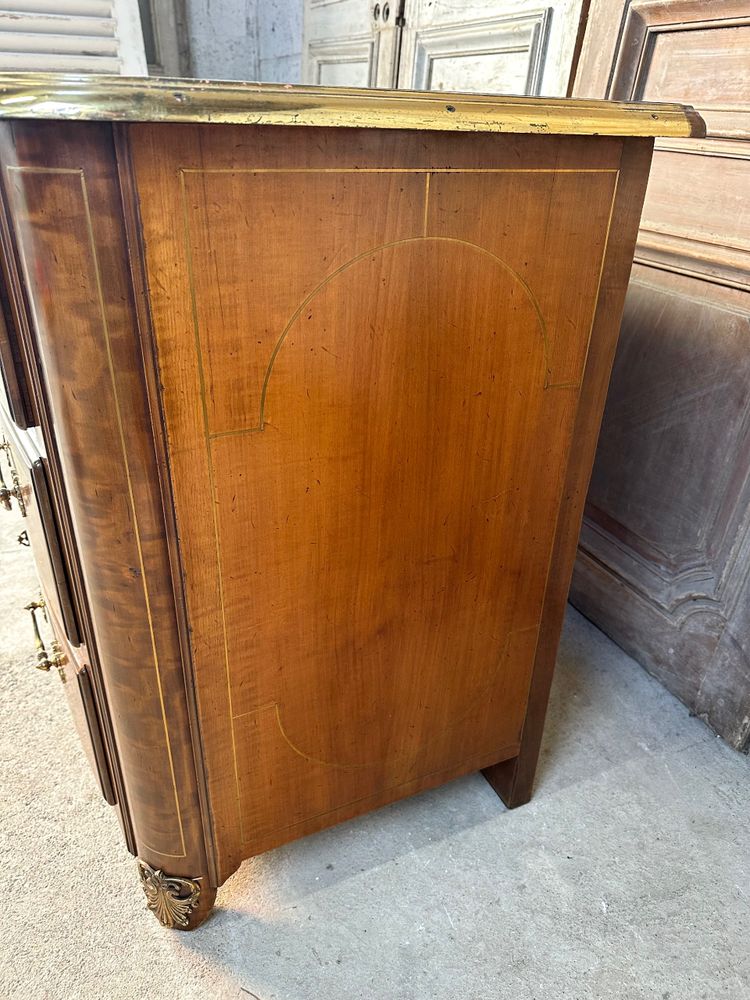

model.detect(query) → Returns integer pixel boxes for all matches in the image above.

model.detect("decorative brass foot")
[137,860,203,929]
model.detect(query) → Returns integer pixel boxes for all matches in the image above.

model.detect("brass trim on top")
[0,73,705,138]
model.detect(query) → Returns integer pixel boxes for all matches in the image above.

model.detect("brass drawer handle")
[0,438,27,517]
[25,595,67,682]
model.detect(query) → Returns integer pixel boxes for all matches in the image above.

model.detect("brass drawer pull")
[25,595,66,681]
[0,438,27,516]
[17,529,29,546]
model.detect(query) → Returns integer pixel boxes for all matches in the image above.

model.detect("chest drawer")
[0,410,79,645]
[1,408,114,804]
[45,601,117,806]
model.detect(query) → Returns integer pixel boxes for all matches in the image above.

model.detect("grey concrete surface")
[1,500,748,1000]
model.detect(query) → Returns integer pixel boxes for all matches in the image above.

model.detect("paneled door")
[302,0,405,87]
[399,0,584,95]
[571,0,750,750]
[302,0,585,95]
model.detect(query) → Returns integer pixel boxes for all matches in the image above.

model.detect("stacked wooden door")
[571,1,750,749]
[303,0,585,95]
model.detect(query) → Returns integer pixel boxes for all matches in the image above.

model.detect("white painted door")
[303,0,583,96]
[302,0,404,88]
[400,0,584,96]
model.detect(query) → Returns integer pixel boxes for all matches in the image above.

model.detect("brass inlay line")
[8,164,187,859]
[517,166,623,766]
[184,165,622,444]
[545,170,620,390]
[206,234,550,441]
[247,740,522,844]
[423,172,430,237]
[7,166,84,174]
[230,626,535,771]
[79,171,188,860]
[179,168,246,844]
[179,164,621,844]
[179,168,620,174]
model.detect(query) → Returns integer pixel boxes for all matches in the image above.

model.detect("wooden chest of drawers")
[0,74,702,929]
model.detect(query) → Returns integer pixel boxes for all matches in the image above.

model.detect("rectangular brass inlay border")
[179,165,620,846]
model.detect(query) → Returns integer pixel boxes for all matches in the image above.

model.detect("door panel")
[572,0,750,749]
[636,26,750,104]
[303,0,404,88]
[308,34,375,86]
[410,11,550,94]
[400,0,585,96]
[303,0,585,95]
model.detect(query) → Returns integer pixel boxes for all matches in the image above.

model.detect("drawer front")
[0,411,79,645]
[46,604,117,806]
[1,409,115,804]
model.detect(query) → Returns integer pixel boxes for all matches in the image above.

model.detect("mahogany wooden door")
[571,1,750,749]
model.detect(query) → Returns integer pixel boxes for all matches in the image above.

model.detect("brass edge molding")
[137,860,201,929]
[0,73,705,138]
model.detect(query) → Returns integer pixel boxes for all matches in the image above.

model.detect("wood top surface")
[0,73,705,138]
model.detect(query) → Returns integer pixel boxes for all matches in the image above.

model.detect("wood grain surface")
[0,121,211,880]
[131,123,629,879]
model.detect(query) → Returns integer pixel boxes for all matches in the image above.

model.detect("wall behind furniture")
[571,0,750,752]
[184,0,303,82]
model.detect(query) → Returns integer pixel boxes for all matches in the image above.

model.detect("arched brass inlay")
[177,165,621,843]
[221,235,550,437]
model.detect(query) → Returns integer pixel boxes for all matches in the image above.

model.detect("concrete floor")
[1,502,749,1000]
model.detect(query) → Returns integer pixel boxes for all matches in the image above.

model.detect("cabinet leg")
[137,860,216,930]
[482,755,533,809]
